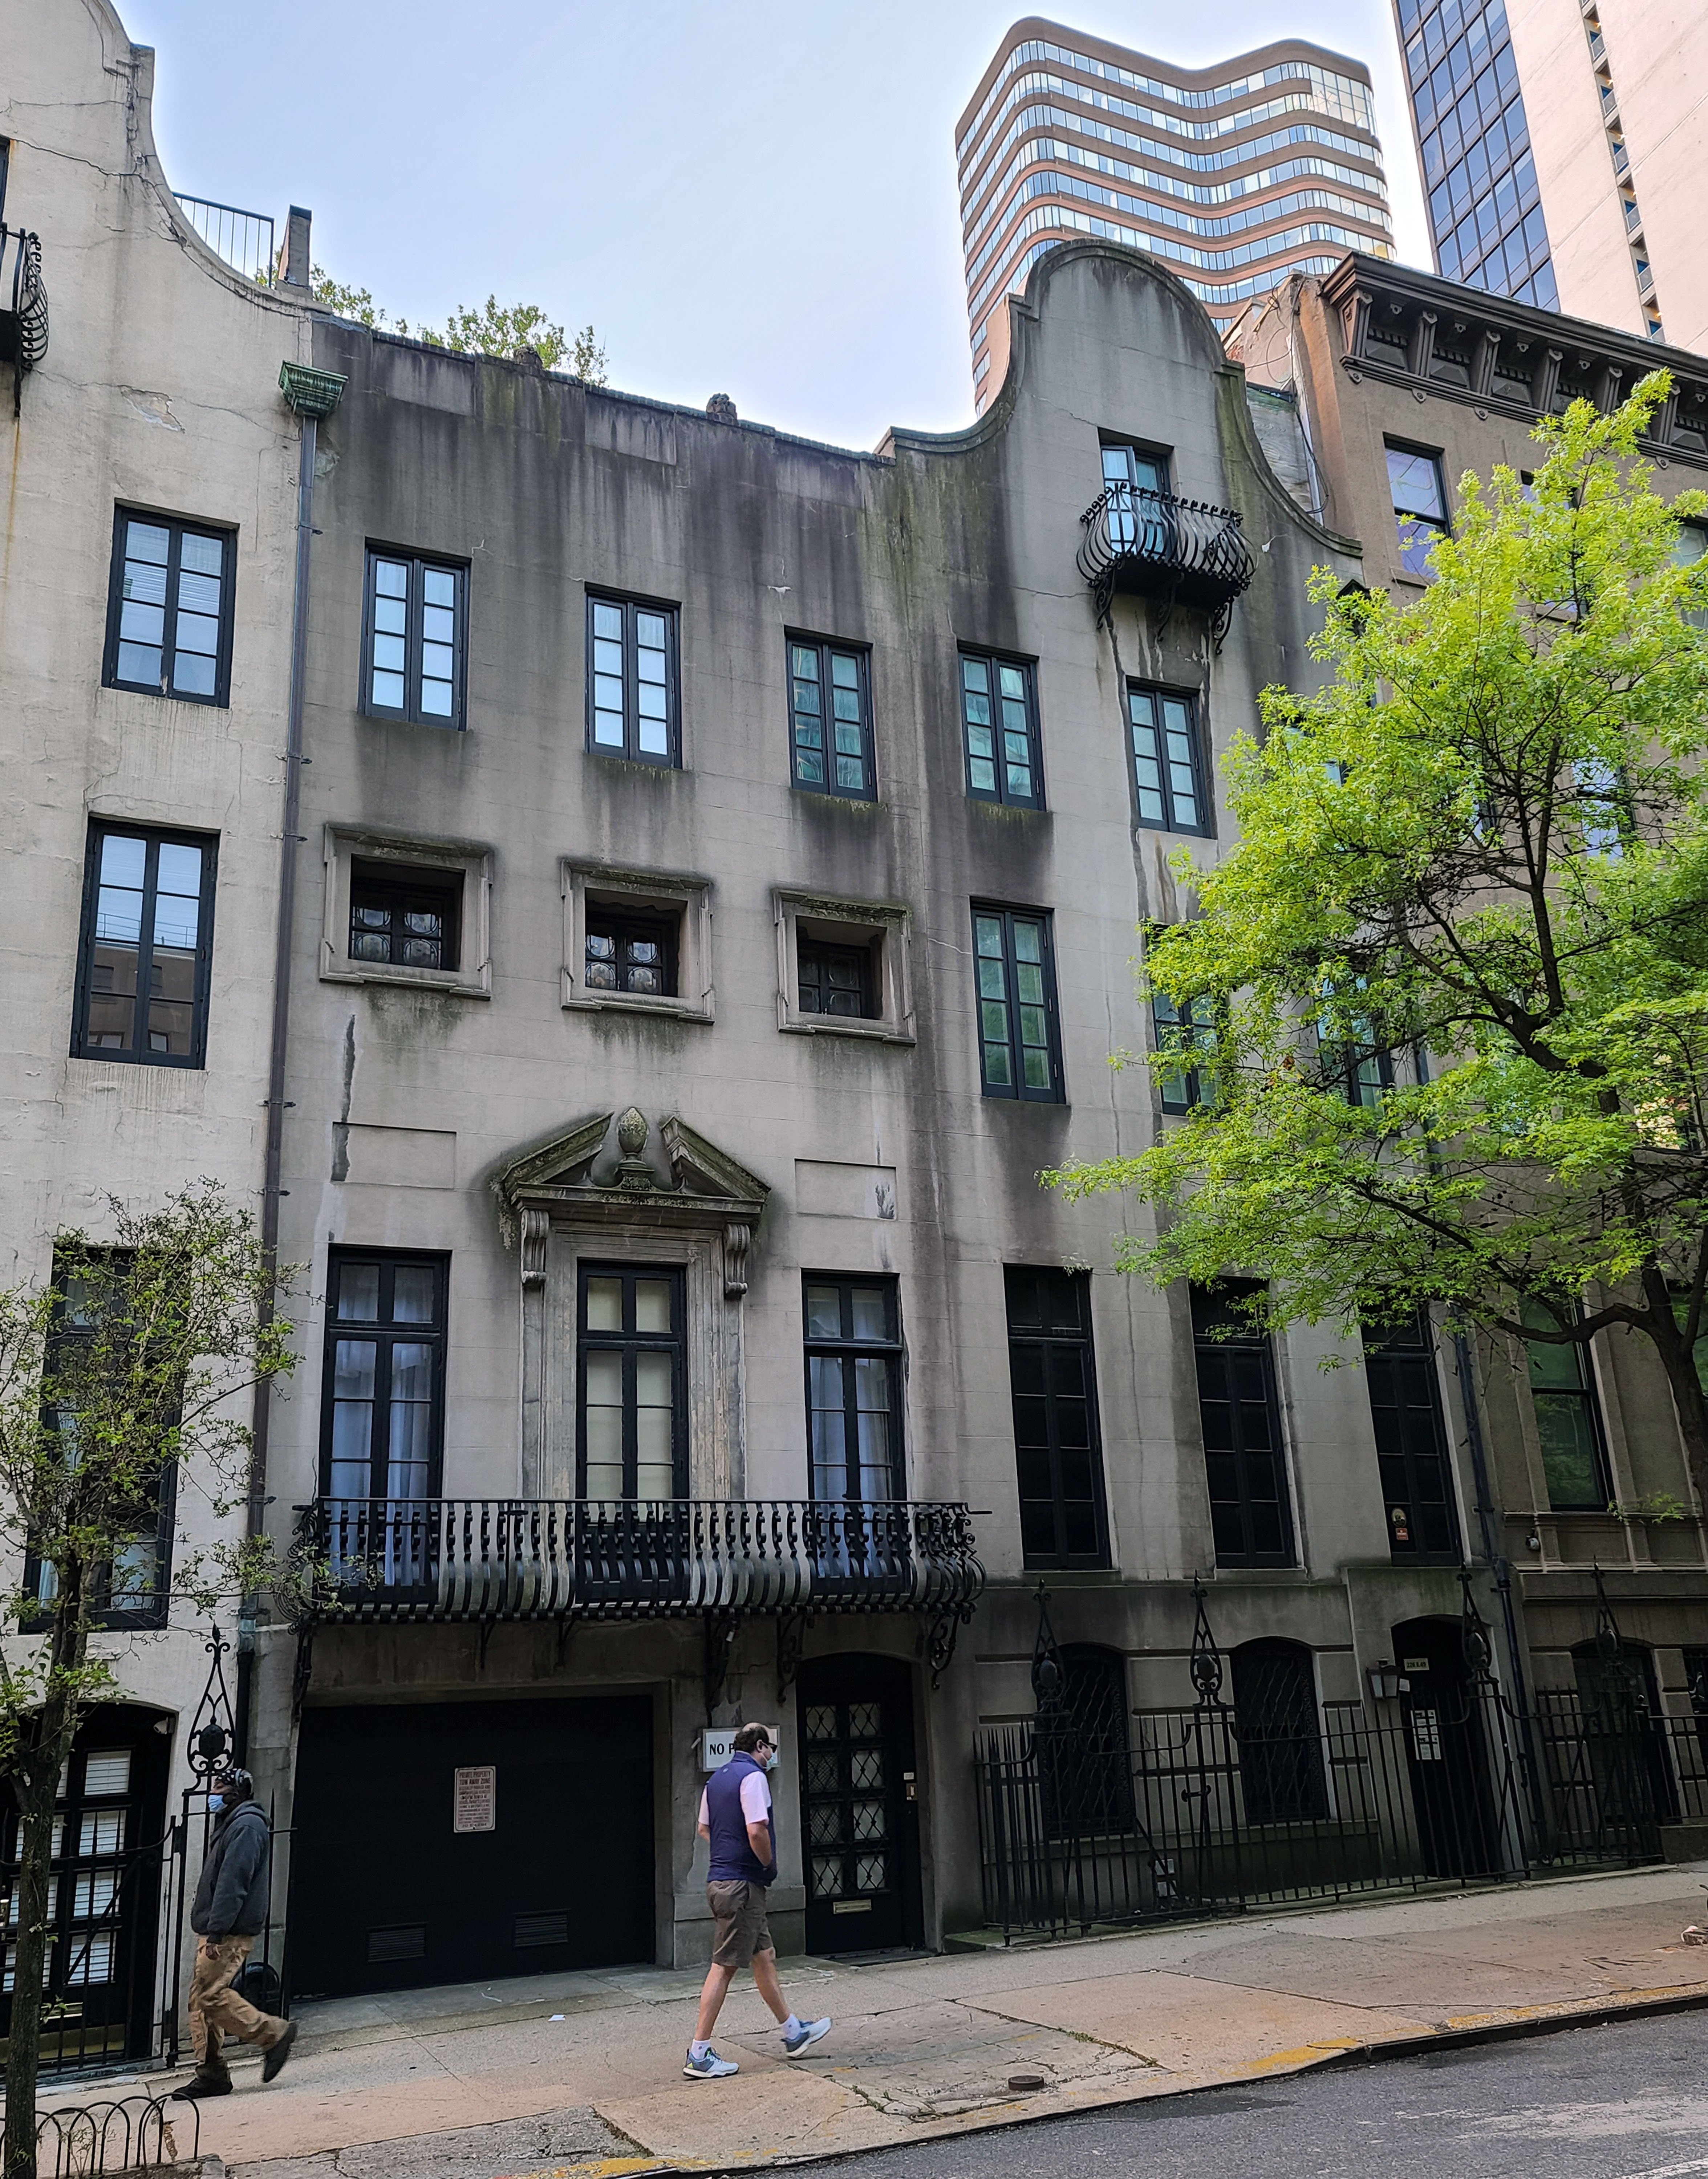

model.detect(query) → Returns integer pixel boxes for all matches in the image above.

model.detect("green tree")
[0,1187,297,2179]
[310,269,608,382]
[1048,375,1708,1510]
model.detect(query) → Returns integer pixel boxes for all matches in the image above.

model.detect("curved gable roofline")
[880,240,1360,558]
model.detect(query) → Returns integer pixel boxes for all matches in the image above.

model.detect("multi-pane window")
[587,595,678,764]
[1387,444,1449,577]
[972,906,1062,1102]
[578,1266,686,1499]
[1154,991,1218,1113]
[789,640,875,798]
[1231,1640,1327,1822]
[72,825,216,1068]
[1128,685,1208,835]
[798,938,874,1020]
[24,1256,175,1630]
[1005,1267,1108,1569]
[960,652,1042,808]
[104,512,234,705]
[1363,1315,1461,1561]
[1102,443,1168,552]
[363,551,466,726]
[1523,1302,1611,1509]
[321,1254,447,1502]
[586,910,675,998]
[803,1278,903,1502]
[1192,1282,1296,1567]
[349,861,461,971]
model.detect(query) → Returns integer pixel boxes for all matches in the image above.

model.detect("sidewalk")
[93,1861,1708,2179]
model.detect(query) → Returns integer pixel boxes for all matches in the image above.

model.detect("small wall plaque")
[453,1764,496,1833]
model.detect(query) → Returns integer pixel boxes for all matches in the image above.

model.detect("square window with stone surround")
[561,863,713,1023]
[321,829,492,999]
[773,889,914,1045]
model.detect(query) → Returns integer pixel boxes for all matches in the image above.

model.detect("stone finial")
[706,392,738,425]
[616,1107,648,1156]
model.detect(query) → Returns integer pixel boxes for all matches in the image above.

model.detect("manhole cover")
[1008,2071,1048,2091]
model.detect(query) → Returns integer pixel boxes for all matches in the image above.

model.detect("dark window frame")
[21,1253,177,1633]
[971,903,1064,1104]
[1192,1281,1297,1569]
[585,591,682,767]
[1386,440,1450,577]
[72,821,218,1070]
[1523,1302,1613,1510]
[102,507,236,708]
[576,1263,689,1500]
[585,905,679,999]
[786,634,877,801]
[797,934,877,1020]
[1004,1266,1110,1570]
[1128,682,1211,837]
[1363,1314,1462,1563]
[1154,990,1220,1112]
[958,648,1045,810]
[361,546,468,729]
[348,859,463,973]
[1230,1639,1328,1822]
[802,1275,905,1504]
[319,1250,450,1502]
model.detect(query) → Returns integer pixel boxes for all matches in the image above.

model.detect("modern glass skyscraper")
[957,19,1394,407]
[1392,0,1708,350]
[1394,0,1556,312]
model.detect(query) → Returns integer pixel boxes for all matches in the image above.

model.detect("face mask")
[761,1751,779,1774]
[207,1794,224,1815]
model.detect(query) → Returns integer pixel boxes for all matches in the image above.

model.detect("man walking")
[685,1724,830,2079]
[175,1766,298,2099]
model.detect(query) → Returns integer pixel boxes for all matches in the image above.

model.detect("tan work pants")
[188,1933,285,2073]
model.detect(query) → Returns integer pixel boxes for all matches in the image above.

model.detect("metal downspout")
[240,360,345,1757]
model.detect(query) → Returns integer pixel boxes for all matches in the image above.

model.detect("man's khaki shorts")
[706,1879,773,1969]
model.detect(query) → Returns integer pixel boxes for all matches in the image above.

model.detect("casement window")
[322,831,492,998]
[1522,1302,1611,1510]
[1192,1281,1296,1568]
[972,905,1063,1102]
[1102,442,1169,551]
[1363,1315,1461,1562]
[1005,1266,1109,1569]
[103,511,235,706]
[587,594,679,764]
[586,909,676,998]
[23,1255,174,1631]
[363,550,466,726]
[72,824,216,1068]
[798,937,875,1019]
[788,638,875,799]
[562,863,713,1022]
[321,1253,448,1502]
[349,860,461,972]
[772,890,914,1044]
[578,1265,687,1500]
[1386,443,1449,577]
[1128,685,1209,835]
[1154,991,1218,1113]
[803,1277,904,1502]
[960,650,1043,809]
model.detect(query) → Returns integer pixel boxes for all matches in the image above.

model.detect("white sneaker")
[683,2046,739,2080]
[783,2016,832,2058]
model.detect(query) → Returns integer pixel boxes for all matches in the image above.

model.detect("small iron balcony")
[299,1496,985,1626]
[1077,483,1255,637]
[0,225,48,388]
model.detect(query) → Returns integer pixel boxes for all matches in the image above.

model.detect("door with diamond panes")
[797,1656,920,1955]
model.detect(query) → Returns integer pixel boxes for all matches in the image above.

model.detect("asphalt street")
[799,2009,1708,2179]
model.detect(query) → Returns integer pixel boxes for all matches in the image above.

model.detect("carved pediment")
[495,1109,770,1223]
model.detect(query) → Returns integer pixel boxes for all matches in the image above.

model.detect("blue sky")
[118,1,1430,450]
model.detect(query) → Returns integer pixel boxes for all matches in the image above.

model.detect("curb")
[506,1981,1708,2179]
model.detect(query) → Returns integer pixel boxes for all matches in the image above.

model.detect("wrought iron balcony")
[0,225,48,391]
[299,1496,984,1627]
[1077,483,1254,636]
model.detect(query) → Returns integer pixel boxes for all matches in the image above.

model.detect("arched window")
[1232,1639,1327,1823]
[1039,1645,1134,1838]
[1570,1637,1678,1827]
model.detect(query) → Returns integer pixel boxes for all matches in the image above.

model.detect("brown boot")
[174,2067,232,2100]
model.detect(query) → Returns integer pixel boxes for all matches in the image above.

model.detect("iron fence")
[30,2091,195,2177]
[976,1683,1687,1940]
[172,194,274,282]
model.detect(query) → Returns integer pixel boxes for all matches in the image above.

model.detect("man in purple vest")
[685,1723,831,2079]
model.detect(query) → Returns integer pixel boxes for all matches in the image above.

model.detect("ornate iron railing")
[1076,482,1254,633]
[0,224,48,379]
[300,1496,984,1624]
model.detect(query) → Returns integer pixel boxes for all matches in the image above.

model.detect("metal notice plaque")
[453,1765,496,1834]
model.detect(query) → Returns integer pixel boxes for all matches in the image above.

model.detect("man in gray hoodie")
[175,1767,297,2099]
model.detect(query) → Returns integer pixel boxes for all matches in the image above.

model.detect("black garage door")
[289,1694,653,1999]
